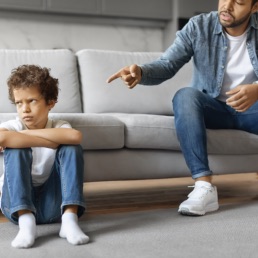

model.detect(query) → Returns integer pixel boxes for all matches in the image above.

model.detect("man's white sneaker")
[178,181,219,216]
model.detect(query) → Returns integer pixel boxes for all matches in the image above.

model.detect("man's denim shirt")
[140,11,258,98]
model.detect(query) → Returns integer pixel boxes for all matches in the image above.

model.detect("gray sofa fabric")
[77,49,193,115]
[0,49,258,182]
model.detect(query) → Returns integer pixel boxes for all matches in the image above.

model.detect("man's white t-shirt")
[0,117,71,193]
[217,31,257,102]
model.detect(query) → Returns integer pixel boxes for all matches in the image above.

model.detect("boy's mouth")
[23,116,33,121]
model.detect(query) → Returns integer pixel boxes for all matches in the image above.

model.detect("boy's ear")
[48,100,56,110]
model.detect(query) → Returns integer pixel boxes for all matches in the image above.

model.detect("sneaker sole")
[178,203,219,216]
[179,208,203,216]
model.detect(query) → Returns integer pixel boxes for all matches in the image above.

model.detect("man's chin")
[219,18,233,28]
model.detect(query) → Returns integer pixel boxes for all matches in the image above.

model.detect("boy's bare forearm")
[20,128,82,145]
[0,131,58,149]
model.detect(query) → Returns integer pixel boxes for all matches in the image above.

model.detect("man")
[107,0,258,216]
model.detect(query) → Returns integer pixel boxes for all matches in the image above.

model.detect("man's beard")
[219,11,251,28]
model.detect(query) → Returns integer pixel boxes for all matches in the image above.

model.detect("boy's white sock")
[59,213,89,245]
[12,213,37,249]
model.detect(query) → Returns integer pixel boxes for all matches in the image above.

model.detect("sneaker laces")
[187,185,213,199]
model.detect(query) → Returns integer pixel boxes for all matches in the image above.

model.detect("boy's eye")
[29,99,38,104]
[15,102,22,106]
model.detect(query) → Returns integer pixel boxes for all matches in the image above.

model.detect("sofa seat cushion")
[206,129,258,155]
[0,49,82,113]
[49,114,124,150]
[111,113,258,155]
[112,113,180,150]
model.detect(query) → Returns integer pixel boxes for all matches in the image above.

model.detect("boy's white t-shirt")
[217,31,257,102]
[0,117,71,193]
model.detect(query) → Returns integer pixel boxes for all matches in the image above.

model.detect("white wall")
[178,0,218,17]
[0,11,163,52]
[164,0,218,49]
[0,1,219,53]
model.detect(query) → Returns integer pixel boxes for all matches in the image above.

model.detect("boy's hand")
[106,64,142,89]
[226,84,258,112]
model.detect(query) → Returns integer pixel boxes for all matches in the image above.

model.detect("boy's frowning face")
[13,86,55,129]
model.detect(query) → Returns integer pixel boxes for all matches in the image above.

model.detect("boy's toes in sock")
[59,213,89,245]
[12,213,37,249]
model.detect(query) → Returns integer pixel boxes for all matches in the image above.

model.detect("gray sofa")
[0,49,258,182]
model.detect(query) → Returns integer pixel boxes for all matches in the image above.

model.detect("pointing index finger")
[106,72,122,83]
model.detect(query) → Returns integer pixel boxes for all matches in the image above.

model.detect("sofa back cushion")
[0,49,82,113]
[77,49,192,115]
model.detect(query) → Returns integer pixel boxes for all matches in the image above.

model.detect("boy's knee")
[58,145,83,155]
[4,148,32,158]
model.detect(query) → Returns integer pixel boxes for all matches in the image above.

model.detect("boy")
[0,65,89,248]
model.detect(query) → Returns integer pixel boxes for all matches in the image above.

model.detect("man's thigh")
[234,101,258,134]
[203,99,236,130]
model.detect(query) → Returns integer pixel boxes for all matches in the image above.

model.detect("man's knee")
[173,87,203,113]
[173,87,201,104]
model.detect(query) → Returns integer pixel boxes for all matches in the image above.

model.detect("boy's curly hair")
[7,64,59,104]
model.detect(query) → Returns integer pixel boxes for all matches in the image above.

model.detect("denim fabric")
[172,88,258,179]
[0,145,85,225]
[140,11,258,98]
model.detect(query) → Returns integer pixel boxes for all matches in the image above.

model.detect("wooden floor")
[1,172,258,222]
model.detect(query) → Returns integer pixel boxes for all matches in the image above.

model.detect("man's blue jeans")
[1,145,85,225]
[172,87,258,179]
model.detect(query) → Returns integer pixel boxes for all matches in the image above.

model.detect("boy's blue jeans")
[172,87,258,179]
[1,145,85,225]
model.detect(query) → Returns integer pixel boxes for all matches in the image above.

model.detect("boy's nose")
[22,104,30,113]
